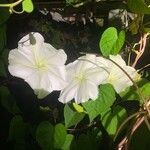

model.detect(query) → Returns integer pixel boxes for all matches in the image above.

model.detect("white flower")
[58,54,108,104]
[97,54,138,93]
[8,32,67,99]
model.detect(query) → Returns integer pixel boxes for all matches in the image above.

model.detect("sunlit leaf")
[100,27,118,56]
[73,103,85,113]
[101,106,127,136]
[112,30,125,55]
[120,79,150,102]
[140,81,150,100]
[22,0,34,13]
[64,104,85,128]
[82,84,116,122]
[99,27,125,56]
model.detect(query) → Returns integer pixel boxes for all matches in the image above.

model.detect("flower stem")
[0,0,23,7]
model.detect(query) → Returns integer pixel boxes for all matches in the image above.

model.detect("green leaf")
[73,103,85,113]
[144,27,150,33]
[75,134,94,150]
[130,123,150,150]
[120,79,150,102]
[54,123,67,149]
[140,81,150,99]
[0,86,21,114]
[8,115,27,141]
[22,0,34,13]
[101,106,127,136]
[100,27,118,56]
[112,30,125,55]
[129,16,142,35]
[64,104,85,128]
[36,121,54,150]
[0,24,6,53]
[128,0,150,14]
[82,84,116,122]
[99,27,125,56]
[1,48,9,65]
[0,7,10,25]
[62,134,74,150]
[0,59,6,77]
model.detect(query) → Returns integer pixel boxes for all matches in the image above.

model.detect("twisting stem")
[117,115,145,150]
[132,33,149,68]
[137,64,150,72]
[0,0,23,7]
[114,111,146,141]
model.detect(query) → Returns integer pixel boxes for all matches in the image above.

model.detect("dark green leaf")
[0,24,6,53]
[54,123,67,149]
[0,59,6,77]
[82,84,116,122]
[129,123,150,150]
[64,104,85,128]
[128,0,150,14]
[1,48,9,65]
[8,115,27,141]
[0,7,10,25]
[36,121,54,150]
[0,86,21,114]
[129,16,142,34]
[75,134,95,150]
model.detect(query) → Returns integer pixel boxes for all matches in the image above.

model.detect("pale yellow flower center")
[107,74,117,83]
[35,60,48,72]
[74,73,86,82]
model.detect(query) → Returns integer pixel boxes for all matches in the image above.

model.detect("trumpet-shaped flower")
[58,54,108,104]
[8,32,67,99]
[96,54,138,93]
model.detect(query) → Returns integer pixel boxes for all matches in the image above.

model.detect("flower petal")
[75,54,97,73]
[74,80,98,103]
[8,32,68,99]
[109,54,126,67]
[59,80,79,103]
[8,49,34,67]
[8,64,36,79]
[86,67,109,85]
[47,66,67,90]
